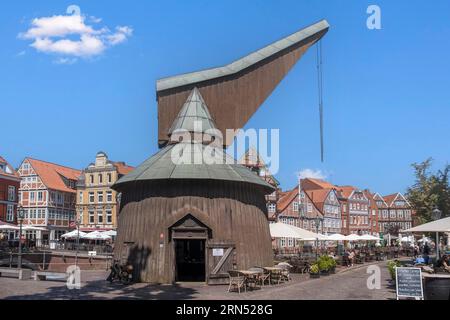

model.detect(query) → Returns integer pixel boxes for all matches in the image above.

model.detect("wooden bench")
[0,268,32,280]
[33,271,68,281]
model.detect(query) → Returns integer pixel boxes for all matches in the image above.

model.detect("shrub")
[387,260,401,280]
[310,264,320,274]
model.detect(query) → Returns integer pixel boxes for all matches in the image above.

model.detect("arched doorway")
[169,214,211,282]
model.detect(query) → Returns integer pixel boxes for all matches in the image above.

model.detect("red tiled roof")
[277,187,298,212]
[113,162,134,175]
[383,193,399,206]
[27,158,81,193]
[337,186,355,199]
[305,189,330,212]
[0,156,20,179]
[301,178,336,190]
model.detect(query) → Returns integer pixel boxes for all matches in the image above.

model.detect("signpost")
[395,267,423,300]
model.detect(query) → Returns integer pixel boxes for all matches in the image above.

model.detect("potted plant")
[328,257,337,274]
[387,260,401,283]
[309,263,320,278]
[318,257,330,276]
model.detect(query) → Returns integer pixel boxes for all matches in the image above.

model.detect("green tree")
[406,158,450,224]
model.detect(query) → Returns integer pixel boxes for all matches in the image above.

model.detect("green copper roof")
[113,142,275,192]
[168,87,217,137]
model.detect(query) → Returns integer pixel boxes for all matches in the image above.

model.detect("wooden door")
[206,241,236,285]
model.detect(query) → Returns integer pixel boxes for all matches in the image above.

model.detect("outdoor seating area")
[228,263,292,293]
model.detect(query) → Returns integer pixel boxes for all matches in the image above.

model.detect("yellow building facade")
[76,152,133,231]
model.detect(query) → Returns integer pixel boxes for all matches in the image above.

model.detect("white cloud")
[19,9,133,62]
[107,26,134,45]
[296,169,327,180]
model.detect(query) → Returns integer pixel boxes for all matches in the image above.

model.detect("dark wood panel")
[114,180,273,284]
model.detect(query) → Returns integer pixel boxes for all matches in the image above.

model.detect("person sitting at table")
[435,255,450,273]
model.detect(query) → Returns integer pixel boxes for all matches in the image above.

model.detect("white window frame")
[8,186,15,201]
[6,205,14,222]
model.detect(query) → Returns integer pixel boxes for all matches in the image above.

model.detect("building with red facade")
[0,156,20,230]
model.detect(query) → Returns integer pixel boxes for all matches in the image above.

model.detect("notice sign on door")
[212,248,224,257]
[395,267,423,300]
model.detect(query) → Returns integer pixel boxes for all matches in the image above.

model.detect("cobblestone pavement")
[0,261,396,300]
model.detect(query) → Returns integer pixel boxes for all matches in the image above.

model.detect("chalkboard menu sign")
[396,267,423,299]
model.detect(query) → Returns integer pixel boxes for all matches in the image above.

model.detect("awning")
[0,221,19,230]
[269,222,327,240]
[403,216,450,233]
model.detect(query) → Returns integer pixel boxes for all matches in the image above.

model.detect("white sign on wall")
[212,248,224,257]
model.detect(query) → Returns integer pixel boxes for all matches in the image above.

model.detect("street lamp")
[431,207,442,259]
[314,215,322,260]
[431,207,442,221]
[17,206,25,269]
[75,217,81,267]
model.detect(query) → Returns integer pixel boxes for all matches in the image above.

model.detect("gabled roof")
[0,156,20,179]
[277,187,298,212]
[383,193,398,206]
[372,192,388,207]
[383,192,410,207]
[337,186,356,199]
[239,147,280,187]
[168,87,218,137]
[305,188,332,213]
[301,178,336,190]
[26,158,80,193]
[157,20,330,92]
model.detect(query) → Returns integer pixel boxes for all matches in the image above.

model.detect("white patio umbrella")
[358,234,380,241]
[61,230,87,239]
[404,216,450,233]
[344,234,362,241]
[269,222,327,240]
[82,231,112,241]
[326,233,346,241]
[101,230,117,237]
[404,216,450,257]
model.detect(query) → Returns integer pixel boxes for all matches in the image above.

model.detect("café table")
[263,267,284,285]
[237,270,263,290]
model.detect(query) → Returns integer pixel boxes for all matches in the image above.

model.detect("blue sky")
[1,0,449,195]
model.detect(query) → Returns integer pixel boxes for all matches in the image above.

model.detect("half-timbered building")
[18,158,80,242]
[382,193,414,234]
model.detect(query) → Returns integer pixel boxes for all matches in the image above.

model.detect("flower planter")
[330,267,336,274]
[320,270,330,276]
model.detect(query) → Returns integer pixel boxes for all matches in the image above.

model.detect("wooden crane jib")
[156,20,330,148]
